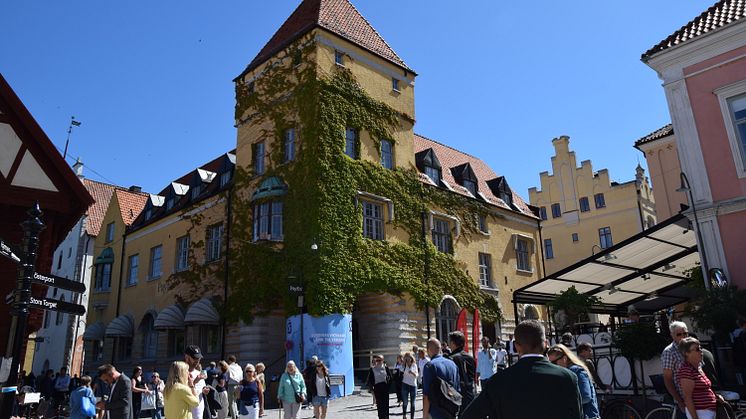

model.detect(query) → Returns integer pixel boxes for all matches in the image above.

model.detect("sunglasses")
[245,370,255,373]
[689,346,703,353]
[548,354,565,364]
[676,332,689,337]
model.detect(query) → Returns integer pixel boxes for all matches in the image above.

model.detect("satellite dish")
[709,268,728,288]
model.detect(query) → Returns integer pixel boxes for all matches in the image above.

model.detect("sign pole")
[0,203,45,419]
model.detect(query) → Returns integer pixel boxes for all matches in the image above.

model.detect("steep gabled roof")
[114,189,148,226]
[634,124,674,149]
[237,0,412,79]
[413,134,535,218]
[82,179,116,237]
[642,0,746,60]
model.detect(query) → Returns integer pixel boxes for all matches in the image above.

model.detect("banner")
[286,313,353,397]
[456,308,468,352]
[472,309,480,366]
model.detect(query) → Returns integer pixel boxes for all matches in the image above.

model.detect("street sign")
[28,296,86,316]
[0,238,20,263]
[289,284,304,296]
[31,272,86,293]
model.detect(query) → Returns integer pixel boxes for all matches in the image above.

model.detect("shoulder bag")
[289,373,305,403]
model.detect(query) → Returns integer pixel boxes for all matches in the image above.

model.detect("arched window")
[55,295,66,325]
[436,298,459,342]
[141,314,158,359]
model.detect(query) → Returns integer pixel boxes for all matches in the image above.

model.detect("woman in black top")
[214,361,230,419]
[366,355,392,419]
[131,366,149,419]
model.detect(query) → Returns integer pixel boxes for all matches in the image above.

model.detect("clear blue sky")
[2,1,712,199]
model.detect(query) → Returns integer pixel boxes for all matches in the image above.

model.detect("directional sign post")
[28,296,86,316]
[31,272,86,294]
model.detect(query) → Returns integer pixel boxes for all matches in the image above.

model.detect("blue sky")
[2,1,712,199]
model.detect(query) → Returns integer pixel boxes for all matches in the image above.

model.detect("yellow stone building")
[83,0,543,376]
[529,136,656,275]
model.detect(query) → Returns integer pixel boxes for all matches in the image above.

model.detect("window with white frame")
[516,238,531,271]
[253,142,266,175]
[727,93,746,171]
[362,201,384,240]
[126,254,139,286]
[344,128,358,159]
[206,224,224,262]
[105,222,115,243]
[149,245,162,279]
[95,263,112,291]
[284,128,296,162]
[392,78,399,92]
[175,235,190,272]
[432,218,452,254]
[253,201,283,241]
[380,139,394,169]
[599,226,613,249]
[478,253,492,287]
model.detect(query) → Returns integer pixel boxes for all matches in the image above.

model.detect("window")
[478,253,492,287]
[115,337,133,361]
[284,128,296,162]
[43,311,50,328]
[144,208,152,220]
[253,201,283,241]
[126,254,139,286]
[432,218,452,254]
[167,329,185,357]
[95,263,112,291]
[253,142,266,175]
[220,171,232,188]
[478,215,488,233]
[175,236,190,272]
[141,315,158,359]
[191,185,202,200]
[436,299,458,342]
[551,203,561,218]
[544,239,554,259]
[424,165,441,185]
[57,252,62,270]
[362,201,384,240]
[462,179,477,196]
[380,139,394,169]
[335,50,344,65]
[67,247,72,258]
[165,197,175,211]
[206,224,224,262]
[727,93,746,170]
[572,233,579,242]
[105,222,115,243]
[198,325,221,354]
[392,78,399,92]
[599,227,613,249]
[149,245,162,279]
[344,128,357,159]
[579,197,590,212]
[594,193,606,209]
[539,207,547,221]
[55,295,65,325]
[516,238,530,271]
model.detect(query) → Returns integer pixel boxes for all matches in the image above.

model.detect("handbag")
[288,373,305,403]
[141,390,156,411]
[81,395,97,417]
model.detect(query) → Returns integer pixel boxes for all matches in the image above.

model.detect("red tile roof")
[413,134,536,218]
[114,189,148,226]
[634,124,674,149]
[82,179,116,237]
[237,0,411,79]
[642,0,746,60]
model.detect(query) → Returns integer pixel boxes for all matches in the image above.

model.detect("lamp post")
[676,172,711,290]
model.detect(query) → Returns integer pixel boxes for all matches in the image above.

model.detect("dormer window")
[191,185,202,200]
[450,163,478,196]
[144,208,152,220]
[416,148,443,187]
[220,171,231,188]
[463,179,477,196]
[166,197,175,210]
[487,176,515,208]
[425,166,440,184]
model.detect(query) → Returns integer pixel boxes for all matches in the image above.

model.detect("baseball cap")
[185,345,203,359]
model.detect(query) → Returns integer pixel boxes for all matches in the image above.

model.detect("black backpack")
[428,364,462,419]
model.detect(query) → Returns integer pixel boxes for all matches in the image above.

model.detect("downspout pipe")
[221,187,232,360]
[111,226,128,363]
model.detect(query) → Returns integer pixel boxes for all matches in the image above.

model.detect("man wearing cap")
[185,345,210,419]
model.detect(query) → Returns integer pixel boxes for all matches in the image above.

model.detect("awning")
[105,314,134,337]
[83,321,106,341]
[251,177,287,201]
[513,213,700,315]
[184,298,220,325]
[154,304,185,330]
[95,247,114,265]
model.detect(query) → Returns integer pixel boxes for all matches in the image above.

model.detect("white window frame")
[344,127,357,159]
[361,200,384,240]
[284,128,296,162]
[175,235,190,272]
[335,50,344,66]
[392,77,400,92]
[380,139,394,169]
[206,224,224,262]
[716,79,746,179]
[478,252,492,288]
[254,142,266,175]
[512,233,535,273]
[149,245,162,280]
[126,254,139,286]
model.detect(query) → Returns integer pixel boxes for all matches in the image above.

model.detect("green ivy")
[223,37,503,324]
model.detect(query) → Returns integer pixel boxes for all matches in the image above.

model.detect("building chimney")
[73,157,84,179]
[129,185,142,193]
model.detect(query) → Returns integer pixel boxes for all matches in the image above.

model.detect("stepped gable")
[82,179,116,237]
[413,134,535,217]
[115,188,148,226]
[642,0,746,60]
[237,0,411,79]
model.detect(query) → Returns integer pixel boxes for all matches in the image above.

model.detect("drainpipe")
[111,225,128,363]
[421,206,431,340]
[221,187,232,360]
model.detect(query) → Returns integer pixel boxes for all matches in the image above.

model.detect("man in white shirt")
[226,354,243,418]
[184,345,210,419]
[53,366,71,407]
[476,337,497,387]
[416,348,430,388]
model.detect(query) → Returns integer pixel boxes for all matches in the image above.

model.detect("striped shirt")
[677,363,716,411]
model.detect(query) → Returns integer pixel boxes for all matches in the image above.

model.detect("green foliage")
[614,322,669,361]
[685,270,746,343]
[223,37,503,325]
[548,286,602,326]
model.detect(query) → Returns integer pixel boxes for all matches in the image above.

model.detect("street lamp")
[591,244,617,262]
[676,172,711,290]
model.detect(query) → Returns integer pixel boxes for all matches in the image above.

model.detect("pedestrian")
[214,361,230,419]
[662,321,690,418]
[255,363,266,417]
[205,362,219,386]
[277,360,306,419]
[40,369,54,401]
[400,352,418,419]
[184,345,210,419]
[422,338,459,419]
[96,364,133,419]
[394,355,405,407]
[309,361,330,419]
[164,361,200,419]
[92,370,110,419]
[69,375,96,419]
[302,356,317,410]
[54,366,72,408]
[547,344,600,419]
[495,341,507,370]
[366,355,392,419]
[446,331,476,413]
[416,348,430,389]
[677,337,719,419]
[476,336,497,388]
[236,364,264,419]
[577,342,609,392]
[148,372,165,419]
[462,320,582,419]
[561,332,575,348]
[226,355,243,419]
[131,366,150,418]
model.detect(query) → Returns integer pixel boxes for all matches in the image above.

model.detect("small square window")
[335,50,344,66]
[572,233,579,242]
[392,78,400,92]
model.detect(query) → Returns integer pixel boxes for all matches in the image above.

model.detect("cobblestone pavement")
[263,392,425,419]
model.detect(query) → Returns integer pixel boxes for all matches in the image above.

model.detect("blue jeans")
[401,383,416,419]
[151,407,162,419]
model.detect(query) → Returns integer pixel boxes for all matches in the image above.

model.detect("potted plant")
[548,286,601,331]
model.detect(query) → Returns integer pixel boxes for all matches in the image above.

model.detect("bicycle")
[642,401,677,419]
[600,393,642,419]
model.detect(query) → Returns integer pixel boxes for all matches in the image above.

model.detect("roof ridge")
[332,0,406,66]
[414,133,484,163]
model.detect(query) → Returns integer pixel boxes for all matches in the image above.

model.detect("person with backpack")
[447,331,476,414]
[366,355,392,419]
[422,338,460,419]
[69,375,96,419]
